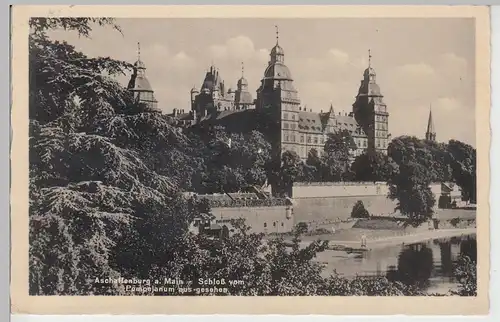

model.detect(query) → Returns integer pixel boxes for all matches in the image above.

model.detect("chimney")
[338,112,341,116]
[310,108,312,112]
[345,112,347,116]
[173,108,177,116]
[320,109,323,113]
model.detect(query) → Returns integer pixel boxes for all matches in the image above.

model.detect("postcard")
[10,5,490,315]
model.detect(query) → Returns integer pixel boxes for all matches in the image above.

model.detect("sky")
[47,18,476,146]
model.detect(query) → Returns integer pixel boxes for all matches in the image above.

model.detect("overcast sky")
[47,18,475,146]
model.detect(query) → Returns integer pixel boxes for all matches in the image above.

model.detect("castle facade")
[128,31,437,160]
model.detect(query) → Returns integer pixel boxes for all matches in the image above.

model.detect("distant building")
[127,42,160,112]
[425,105,437,142]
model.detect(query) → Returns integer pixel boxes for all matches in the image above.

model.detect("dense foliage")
[350,152,392,182]
[451,255,477,296]
[28,18,476,297]
[386,136,476,226]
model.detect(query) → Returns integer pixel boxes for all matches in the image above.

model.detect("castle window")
[285,135,289,142]
[281,222,284,227]
[291,123,296,130]
[264,223,267,228]
[314,137,318,144]
[320,137,324,144]
[292,135,296,142]
[284,123,289,129]
[273,222,277,227]
[284,113,289,120]
[300,135,304,143]
[292,114,295,120]
[307,136,311,143]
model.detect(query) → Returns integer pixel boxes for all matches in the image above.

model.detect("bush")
[451,255,477,296]
[351,200,370,218]
[295,222,309,234]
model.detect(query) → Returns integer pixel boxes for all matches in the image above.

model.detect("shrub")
[295,222,309,234]
[351,200,370,218]
[451,255,477,296]
[450,217,461,227]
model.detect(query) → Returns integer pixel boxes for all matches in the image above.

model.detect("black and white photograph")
[10,4,490,315]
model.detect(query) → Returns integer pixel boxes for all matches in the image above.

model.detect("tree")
[351,200,370,218]
[387,161,436,226]
[447,140,476,203]
[189,126,273,194]
[301,148,322,182]
[277,150,303,196]
[323,130,355,162]
[426,140,453,182]
[28,18,204,295]
[351,152,390,182]
[321,130,355,181]
[387,137,436,226]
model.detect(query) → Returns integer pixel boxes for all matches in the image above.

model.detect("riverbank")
[292,227,476,250]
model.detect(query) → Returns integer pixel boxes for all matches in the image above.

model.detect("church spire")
[425,104,436,141]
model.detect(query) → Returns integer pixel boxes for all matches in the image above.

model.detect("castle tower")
[425,105,437,141]
[256,26,301,157]
[352,50,389,155]
[193,64,234,118]
[190,85,199,110]
[234,62,254,110]
[127,42,159,112]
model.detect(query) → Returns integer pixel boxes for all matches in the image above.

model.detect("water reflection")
[321,234,477,293]
[385,235,476,290]
[439,242,453,276]
[460,236,477,261]
[387,244,434,288]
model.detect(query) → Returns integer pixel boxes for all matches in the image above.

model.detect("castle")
[128,30,437,161]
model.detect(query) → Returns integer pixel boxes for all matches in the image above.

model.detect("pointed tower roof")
[356,49,384,99]
[237,61,248,87]
[270,25,284,58]
[128,42,154,92]
[235,62,253,105]
[426,105,435,134]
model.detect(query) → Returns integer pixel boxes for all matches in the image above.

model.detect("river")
[316,234,477,294]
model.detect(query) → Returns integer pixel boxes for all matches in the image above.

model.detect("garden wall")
[291,182,448,224]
